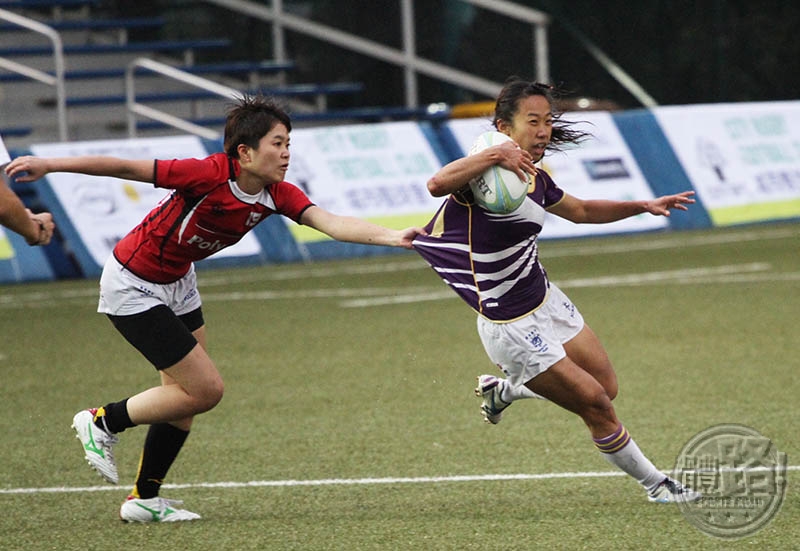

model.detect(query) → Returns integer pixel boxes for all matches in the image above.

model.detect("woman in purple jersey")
[6,95,425,522]
[413,77,700,504]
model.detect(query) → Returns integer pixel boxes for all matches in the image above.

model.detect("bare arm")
[548,191,696,224]
[4,155,155,183]
[300,205,425,249]
[426,141,536,197]
[0,177,55,245]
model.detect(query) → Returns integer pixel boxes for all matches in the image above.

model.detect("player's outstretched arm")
[0,178,55,245]
[5,155,155,184]
[550,191,696,224]
[300,205,426,249]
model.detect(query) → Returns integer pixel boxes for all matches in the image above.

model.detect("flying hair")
[493,76,591,152]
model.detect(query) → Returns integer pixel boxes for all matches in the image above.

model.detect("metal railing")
[203,0,658,108]
[203,0,551,108]
[125,57,240,139]
[2,1,656,145]
[0,8,68,140]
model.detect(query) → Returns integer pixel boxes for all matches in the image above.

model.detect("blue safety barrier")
[9,100,798,283]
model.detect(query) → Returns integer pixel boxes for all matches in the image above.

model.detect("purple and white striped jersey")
[413,169,565,322]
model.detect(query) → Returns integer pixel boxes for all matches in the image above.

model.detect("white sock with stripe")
[593,424,666,492]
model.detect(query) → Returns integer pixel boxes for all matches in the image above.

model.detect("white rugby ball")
[467,131,530,214]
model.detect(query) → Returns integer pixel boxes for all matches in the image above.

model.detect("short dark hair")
[493,76,590,151]
[223,94,292,158]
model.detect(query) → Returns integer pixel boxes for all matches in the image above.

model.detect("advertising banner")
[0,133,55,281]
[31,136,263,270]
[282,121,446,242]
[446,114,667,238]
[653,101,800,226]
[0,134,9,165]
[0,134,12,260]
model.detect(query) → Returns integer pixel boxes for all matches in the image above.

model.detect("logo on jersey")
[245,212,263,227]
[186,234,229,252]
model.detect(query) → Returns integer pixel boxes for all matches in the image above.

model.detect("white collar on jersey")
[227,178,273,208]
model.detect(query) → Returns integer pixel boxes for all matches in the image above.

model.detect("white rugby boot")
[474,374,511,424]
[120,496,201,523]
[71,409,119,484]
[648,477,703,504]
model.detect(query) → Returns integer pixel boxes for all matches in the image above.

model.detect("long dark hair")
[493,76,590,151]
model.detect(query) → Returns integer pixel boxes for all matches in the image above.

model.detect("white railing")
[203,0,658,108]
[125,57,240,139]
[0,8,68,141]
[203,0,551,108]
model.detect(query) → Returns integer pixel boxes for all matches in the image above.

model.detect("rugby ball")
[467,131,530,214]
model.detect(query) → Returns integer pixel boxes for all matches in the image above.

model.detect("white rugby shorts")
[476,283,584,387]
[98,256,202,317]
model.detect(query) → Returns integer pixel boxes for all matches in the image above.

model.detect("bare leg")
[525,354,666,492]
[128,326,215,503]
[563,324,617,399]
[125,326,222,426]
[525,355,618,438]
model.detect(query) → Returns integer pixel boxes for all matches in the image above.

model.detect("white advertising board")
[446,114,667,238]
[0,134,10,166]
[0,134,11,257]
[653,101,800,225]
[31,136,262,267]
[283,121,445,241]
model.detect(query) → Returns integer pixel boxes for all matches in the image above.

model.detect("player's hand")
[26,210,55,246]
[494,141,537,182]
[398,226,427,249]
[645,191,696,216]
[4,156,49,182]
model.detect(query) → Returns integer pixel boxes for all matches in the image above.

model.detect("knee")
[605,379,619,401]
[580,388,615,425]
[195,376,224,413]
[597,361,618,400]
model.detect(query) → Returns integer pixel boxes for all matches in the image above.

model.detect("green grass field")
[1,223,798,550]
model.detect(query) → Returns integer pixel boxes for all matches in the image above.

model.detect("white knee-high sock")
[499,380,546,402]
[593,424,666,492]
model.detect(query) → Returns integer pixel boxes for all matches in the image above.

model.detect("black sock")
[92,399,135,434]
[133,423,190,499]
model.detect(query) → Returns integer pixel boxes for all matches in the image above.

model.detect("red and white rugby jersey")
[113,152,313,283]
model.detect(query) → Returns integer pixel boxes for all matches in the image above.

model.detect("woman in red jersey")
[5,95,424,523]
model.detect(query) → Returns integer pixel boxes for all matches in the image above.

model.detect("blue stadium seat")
[62,82,364,107]
[0,38,231,57]
[0,60,296,83]
[0,16,165,33]
[135,105,451,131]
[0,0,99,7]
[0,126,33,137]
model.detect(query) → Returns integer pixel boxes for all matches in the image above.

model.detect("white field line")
[555,262,771,288]
[200,286,443,302]
[3,263,798,310]
[3,465,798,495]
[197,225,800,286]
[1,224,798,309]
[339,263,787,308]
[540,226,800,258]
